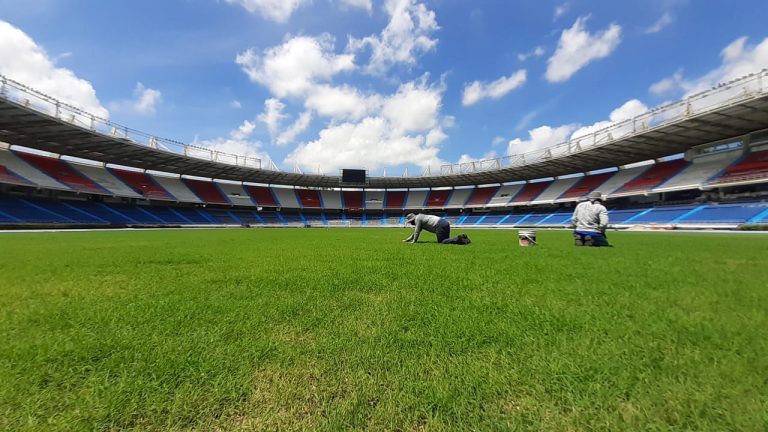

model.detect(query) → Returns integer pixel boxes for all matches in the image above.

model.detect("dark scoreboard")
[341,169,367,184]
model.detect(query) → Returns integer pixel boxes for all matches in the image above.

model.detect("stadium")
[1,3,768,431]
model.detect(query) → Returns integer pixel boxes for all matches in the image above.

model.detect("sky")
[1,0,768,176]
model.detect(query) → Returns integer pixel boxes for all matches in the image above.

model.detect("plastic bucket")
[518,230,537,246]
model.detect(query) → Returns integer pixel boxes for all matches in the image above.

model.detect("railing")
[440,69,768,175]
[0,74,264,170]
[1,70,767,177]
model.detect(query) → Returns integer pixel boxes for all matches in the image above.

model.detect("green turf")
[0,228,766,431]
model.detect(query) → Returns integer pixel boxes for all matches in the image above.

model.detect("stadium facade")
[1,72,767,229]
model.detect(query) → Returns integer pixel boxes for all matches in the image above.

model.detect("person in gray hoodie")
[402,213,470,245]
[571,191,610,246]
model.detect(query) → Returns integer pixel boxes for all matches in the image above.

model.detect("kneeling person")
[572,191,610,247]
[403,213,470,245]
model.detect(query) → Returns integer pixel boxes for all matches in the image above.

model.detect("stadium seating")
[111,169,175,200]
[364,191,385,209]
[343,191,364,209]
[444,188,473,208]
[150,175,200,202]
[320,190,343,209]
[384,191,407,209]
[486,185,523,207]
[0,149,69,190]
[15,151,106,194]
[246,186,278,207]
[71,162,143,198]
[677,203,768,224]
[708,149,768,185]
[509,181,551,204]
[216,182,256,207]
[629,205,699,224]
[533,177,581,203]
[558,172,615,200]
[598,165,651,195]
[656,152,739,191]
[404,190,427,208]
[183,178,230,204]
[296,189,323,208]
[424,189,451,207]
[0,164,32,186]
[615,159,690,194]
[466,186,500,207]
[271,187,300,208]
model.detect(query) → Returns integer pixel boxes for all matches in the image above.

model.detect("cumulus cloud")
[193,119,273,168]
[650,36,768,97]
[517,46,545,62]
[236,34,355,98]
[546,16,622,83]
[276,111,312,146]
[257,98,287,138]
[285,77,447,171]
[457,150,497,165]
[338,0,372,13]
[507,124,579,156]
[224,0,310,23]
[110,82,162,115]
[304,84,381,121]
[462,70,527,106]
[554,2,569,20]
[347,0,439,75]
[571,99,648,139]
[230,100,242,109]
[0,20,108,118]
[644,12,674,34]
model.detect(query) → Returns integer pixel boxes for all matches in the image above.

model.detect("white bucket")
[518,230,537,246]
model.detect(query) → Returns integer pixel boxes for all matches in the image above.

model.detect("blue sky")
[2,0,768,175]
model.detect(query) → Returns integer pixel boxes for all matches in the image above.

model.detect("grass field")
[0,228,766,431]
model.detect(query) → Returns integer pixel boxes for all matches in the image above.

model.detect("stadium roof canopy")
[2,71,768,188]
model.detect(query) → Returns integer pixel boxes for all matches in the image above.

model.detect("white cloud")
[304,84,381,120]
[230,100,242,109]
[276,111,312,146]
[108,82,162,116]
[347,0,439,75]
[236,34,355,98]
[507,124,578,156]
[462,70,527,106]
[285,77,447,171]
[224,0,310,23]
[571,99,648,140]
[517,46,545,62]
[546,16,622,83]
[193,119,272,168]
[554,2,569,20]
[338,0,372,13]
[0,20,108,118]
[457,150,497,165]
[650,36,768,97]
[257,98,287,138]
[645,12,674,34]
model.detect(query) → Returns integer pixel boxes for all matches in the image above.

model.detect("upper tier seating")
[558,172,615,200]
[533,177,581,202]
[404,190,427,208]
[72,163,142,198]
[656,152,739,191]
[425,190,451,207]
[598,165,650,195]
[445,188,473,208]
[296,189,323,208]
[343,191,364,209]
[110,169,175,200]
[15,152,105,194]
[486,185,523,207]
[320,190,342,209]
[246,186,278,207]
[271,187,300,208]
[0,164,32,186]
[183,178,230,204]
[384,191,407,209]
[709,150,768,185]
[364,191,385,210]
[466,186,499,207]
[150,175,201,202]
[510,181,552,204]
[216,182,256,206]
[615,159,690,194]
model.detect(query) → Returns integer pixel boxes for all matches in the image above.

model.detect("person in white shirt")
[402,213,470,245]
[571,191,610,246]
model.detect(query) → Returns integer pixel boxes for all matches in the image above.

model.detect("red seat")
[296,189,322,208]
[384,191,406,209]
[559,172,614,200]
[16,152,105,193]
[510,181,552,203]
[245,186,278,207]
[110,169,174,200]
[618,159,689,193]
[184,179,229,204]
[465,187,499,206]
[425,190,451,207]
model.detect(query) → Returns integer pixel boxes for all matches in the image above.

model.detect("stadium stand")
[615,159,690,194]
[364,190,385,210]
[149,174,200,202]
[486,185,522,207]
[405,190,428,208]
[110,169,175,200]
[246,186,278,207]
[510,181,552,204]
[14,151,107,194]
[70,162,143,198]
[655,152,740,191]
[183,178,230,204]
[343,191,364,209]
[271,187,300,208]
[533,177,581,203]
[320,190,343,209]
[444,187,473,208]
[216,182,256,207]
[296,189,323,208]
[0,164,33,186]
[558,172,615,200]
[384,191,407,209]
[466,186,499,207]
[598,165,651,195]
[0,149,69,190]
[708,149,768,185]
[425,189,451,207]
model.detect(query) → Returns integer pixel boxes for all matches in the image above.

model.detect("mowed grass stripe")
[0,229,766,431]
